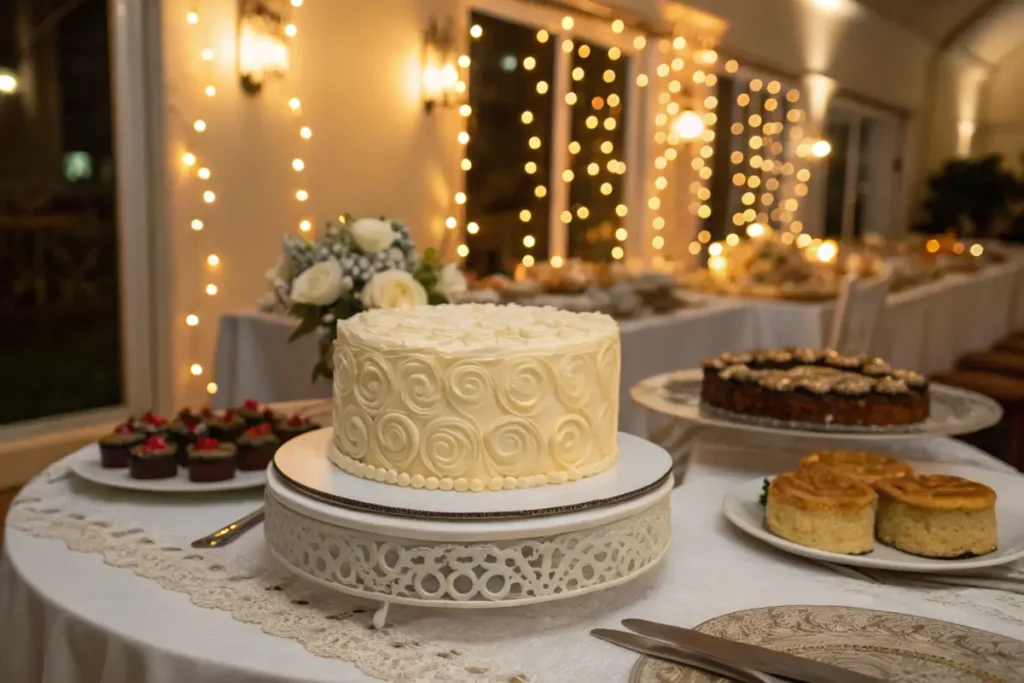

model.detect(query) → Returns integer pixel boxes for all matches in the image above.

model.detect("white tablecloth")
[4,422,1024,683]
[691,260,1021,375]
[212,302,758,436]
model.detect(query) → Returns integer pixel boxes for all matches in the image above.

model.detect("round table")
[4,420,1024,683]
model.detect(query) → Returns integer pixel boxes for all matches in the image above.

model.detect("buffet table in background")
[212,300,757,435]
[213,259,1023,425]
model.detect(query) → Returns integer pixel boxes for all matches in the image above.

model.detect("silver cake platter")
[631,368,1003,440]
[264,429,674,610]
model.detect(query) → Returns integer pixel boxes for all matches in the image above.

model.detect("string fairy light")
[449,25,478,262]
[182,3,224,395]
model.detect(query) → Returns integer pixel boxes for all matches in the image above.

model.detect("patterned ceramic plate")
[630,605,1024,683]
[630,369,1002,440]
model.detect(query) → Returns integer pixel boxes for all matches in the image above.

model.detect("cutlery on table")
[191,507,265,548]
[816,560,1024,595]
[591,628,783,683]
[621,619,884,683]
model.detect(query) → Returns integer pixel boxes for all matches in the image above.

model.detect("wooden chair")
[959,350,1024,377]
[828,263,892,356]
[933,369,1024,471]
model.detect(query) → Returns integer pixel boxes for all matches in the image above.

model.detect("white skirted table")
[689,259,1022,374]
[4,414,1024,683]
[211,301,758,436]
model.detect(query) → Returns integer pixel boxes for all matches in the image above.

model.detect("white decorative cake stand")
[264,429,673,622]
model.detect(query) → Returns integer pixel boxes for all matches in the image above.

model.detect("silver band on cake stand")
[264,429,674,621]
[632,368,1003,441]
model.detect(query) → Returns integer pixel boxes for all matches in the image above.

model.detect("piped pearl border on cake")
[328,447,616,493]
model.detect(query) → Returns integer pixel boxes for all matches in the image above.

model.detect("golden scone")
[800,450,914,486]
[875,475,997,558]
[766,469,877,555]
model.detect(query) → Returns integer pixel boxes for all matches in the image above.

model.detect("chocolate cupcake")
[176,407,202,427]
[236,423,280,470]
[99,423,145,468]
[129,436,178,479]
[132,411,170,437]
[207,409,246,441]
[238,399,269,427]
[187,437,238,482]
[169,419,209,464]
[274,414,319,443]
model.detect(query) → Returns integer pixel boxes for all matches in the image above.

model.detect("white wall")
[163,0,461,406]
[978,44,1024,172]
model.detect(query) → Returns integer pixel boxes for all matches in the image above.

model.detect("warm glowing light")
[205,85,216,97]
[636,74,648,87]
[300,126,312,139]
[746,223,766,238]
[577,206,590,219]
[551,256,565,268]
[647,197,661,210]
[817,240,838,263]
[470,24,483,38]
[529,136,542,149]
[461,159,472,171]
[568,141,581,155]
[536,29,549,43]
[697,205,711,219]
[615,204,628,217]
[187,11,199,24]
[586,163,599,176]
[615,228,628,242]
[182,153,196,170]
[562,39,574,53]
[197,167,211,180]
[295,190,308,201]
[186,314,199,327]
[519,209,532,222]
[652,236,665,250]
[796,234,813,248]
[288,97,301,111]
[467,221,480,235]
[523,234,536,248]
[458,55,471,68]
[672,110,704,140]
[561,15,574,30]
[970,244,985,257]
[523,57,536,71]
[724,233,739,246]
[455,192,467,205]
[633,36,646,50]
[292,158,304,171]
[925,239,940,254]
[203,191,216,203]
[207,254,220,267]
[603,117,616,131]
[611,19,625,33]
[284,23,297,37]
[535,185,547,198]
[565,92,577,105]
[206,381,218,394]
[698,167,712,179]
[608,47,620,61]
[603,69,615,83]
[655,176,668,190]
[299,220,312,232]
[191,219,204,231]
[600,182,612,195]
[536,80,549,94]
[810,139,832,157]
[688,242,701,255]
[202,48,214,61]
[562,169,575,182]
[206,284,218,295]
[190,364,203,376]
[522,254,536,267]
[665,148,677,160]
[653,216,665,229]
[708,243,724,257]
[457,244,470,257]
[445,216,457,229]
[460,104,472,117]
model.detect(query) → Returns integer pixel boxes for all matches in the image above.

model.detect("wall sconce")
[671,110,705,141]
[0,67,18,95]
[422,19,459,113]
[238,0,290,95]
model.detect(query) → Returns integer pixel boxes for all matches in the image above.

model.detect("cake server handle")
[191,507,265,548]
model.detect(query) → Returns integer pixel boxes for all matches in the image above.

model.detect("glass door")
[0,0,154,433]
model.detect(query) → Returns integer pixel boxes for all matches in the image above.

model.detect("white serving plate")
[722,461,1024,572]
[632,368,1003,440]
[69,443,267,493]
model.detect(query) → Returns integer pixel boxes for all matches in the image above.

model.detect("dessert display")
[236,423,280,470]
[206,409,246,441]
[330,303,620,492]
[765,469,877,555]
[275,414,318,443]
[700,348,930,427]
[169,416,209,462]
[875,475,998,558]
[187,437,238,483]
[132,411,170,437]
[129,436,178,480]
[99,423,145,468]
[799,450,914,486]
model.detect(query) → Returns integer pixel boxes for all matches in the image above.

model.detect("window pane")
[0,0,123,424]
[823,120,851,238]
[465,11,555,275]
[567,41,628,262]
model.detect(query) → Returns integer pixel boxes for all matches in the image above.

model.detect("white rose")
[349,218,396,253]
[437,263,467,301]
[290,260,348,306]
[361,269,428,309]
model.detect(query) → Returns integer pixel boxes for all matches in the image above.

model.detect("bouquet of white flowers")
[260,215,467,379]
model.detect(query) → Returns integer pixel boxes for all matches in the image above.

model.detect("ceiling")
[854,0,995,43]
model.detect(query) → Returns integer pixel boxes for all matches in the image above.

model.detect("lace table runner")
[7,437,1024,683]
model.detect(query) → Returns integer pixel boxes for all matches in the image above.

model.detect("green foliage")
[917,155,1023,237]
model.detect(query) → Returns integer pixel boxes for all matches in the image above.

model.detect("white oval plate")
[722,461,1024,572]
[631,368,1002,440]
[69,444,267,493]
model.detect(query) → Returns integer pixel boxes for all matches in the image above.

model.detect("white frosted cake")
[330,303,620,492]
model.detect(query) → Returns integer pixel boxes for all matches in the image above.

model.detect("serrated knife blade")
[622,618,884,683]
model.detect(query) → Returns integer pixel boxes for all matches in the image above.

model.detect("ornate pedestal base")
[264,431,673,610]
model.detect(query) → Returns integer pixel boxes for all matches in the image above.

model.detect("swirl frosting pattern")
[329,304,620,491]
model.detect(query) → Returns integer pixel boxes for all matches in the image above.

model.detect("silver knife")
[622,619,883,683]
[592,629,784,683]
[190,507,265,548]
